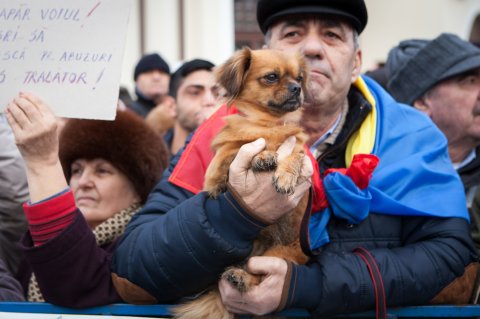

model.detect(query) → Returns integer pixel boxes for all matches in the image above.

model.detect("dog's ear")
[216,47,252,104]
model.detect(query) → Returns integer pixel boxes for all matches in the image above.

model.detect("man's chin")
[304,88,326,106]
[180,122,199,133]
[149,92,167,102]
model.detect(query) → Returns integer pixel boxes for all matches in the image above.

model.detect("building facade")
[121,0,480,92]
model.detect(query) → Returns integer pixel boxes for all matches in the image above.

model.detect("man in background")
[130,53,171,117]
[146,59,221,156]
[387,33,480,253]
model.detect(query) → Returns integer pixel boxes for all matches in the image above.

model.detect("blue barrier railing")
[1,302,480,318]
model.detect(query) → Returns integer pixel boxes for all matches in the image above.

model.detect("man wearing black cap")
[387,33,480,253]
[130,53,171,117]
[112,0,477,316]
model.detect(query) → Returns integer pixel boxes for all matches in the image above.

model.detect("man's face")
[266,17,362,111]
[135,70,170,101]
[419,69,480,149]
[175,69,220,132]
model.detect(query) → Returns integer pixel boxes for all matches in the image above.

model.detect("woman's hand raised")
[6,92,60,170]
[5,92,68,203]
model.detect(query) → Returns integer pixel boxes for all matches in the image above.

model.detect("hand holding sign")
[5,91,69,203]
[5,92,59,169]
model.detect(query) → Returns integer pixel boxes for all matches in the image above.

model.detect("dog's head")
[216,47,307,115]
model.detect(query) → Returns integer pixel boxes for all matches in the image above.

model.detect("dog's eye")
[296,76,304,82]
[264,73,279,83]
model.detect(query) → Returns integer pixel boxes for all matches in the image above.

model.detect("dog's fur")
[172,47,310,319]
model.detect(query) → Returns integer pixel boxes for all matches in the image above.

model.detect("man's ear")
[351,49,362,82]
[171,101,178,118]
[413,97,432,116]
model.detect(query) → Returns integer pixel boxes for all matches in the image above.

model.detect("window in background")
[234,0,264,50]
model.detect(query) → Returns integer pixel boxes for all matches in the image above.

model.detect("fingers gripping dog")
[172,47,310,319]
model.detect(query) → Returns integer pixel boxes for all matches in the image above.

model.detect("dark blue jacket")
[112,78,477,316]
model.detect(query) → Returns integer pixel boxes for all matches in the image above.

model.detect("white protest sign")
[0,0,132,120]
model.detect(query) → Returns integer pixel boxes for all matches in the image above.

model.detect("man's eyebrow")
[185,84,206,90]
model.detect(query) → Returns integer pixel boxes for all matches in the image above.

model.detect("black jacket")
[0,258,24,301]
[129,88,156,118]
[458,146,480,192]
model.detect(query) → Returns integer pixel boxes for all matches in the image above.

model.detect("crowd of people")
[1,0,480,317]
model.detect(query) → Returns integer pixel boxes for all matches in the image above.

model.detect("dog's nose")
[288,83,301,95]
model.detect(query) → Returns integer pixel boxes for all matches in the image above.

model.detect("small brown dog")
[172,47,310,319]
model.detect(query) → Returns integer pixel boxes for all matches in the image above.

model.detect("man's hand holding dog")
[228,136,313,224]
[223,137,312,315]
[219,256,287,316]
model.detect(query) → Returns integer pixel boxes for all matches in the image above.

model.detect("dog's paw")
[272,172,298,195]
[221,267,260,293]
[204,182,227,199]
[252,151,277,172]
